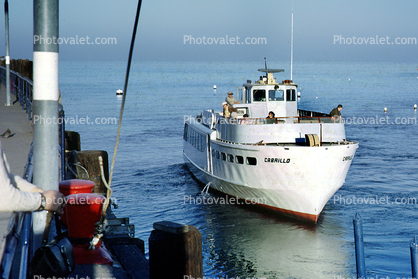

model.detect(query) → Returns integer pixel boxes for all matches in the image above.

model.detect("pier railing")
[0,66,66,278]
[0,66,33,120]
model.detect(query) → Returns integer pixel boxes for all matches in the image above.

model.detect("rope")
[90,0,142,247]
[108,0,142,187]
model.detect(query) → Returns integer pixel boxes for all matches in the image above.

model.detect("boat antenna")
[264,57,267,69]
[109,0,142,186]
[290,2,294,81]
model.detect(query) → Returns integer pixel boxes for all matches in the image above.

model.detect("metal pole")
[411,235,418,279]
[4,0,11,106]
[290,4,293,81]
[32,0,59,251]
[353,213,366,279]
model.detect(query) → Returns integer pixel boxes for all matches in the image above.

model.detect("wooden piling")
[411,235,418,279]
[149,221,203,279]
[0,59,33,81]
[353,213,366,279]
[75,150,109,195]
[65,130,81,152]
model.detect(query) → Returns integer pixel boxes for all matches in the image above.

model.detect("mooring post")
[410,235,418,279]
[353,213,366,279]
[149,221,203,279]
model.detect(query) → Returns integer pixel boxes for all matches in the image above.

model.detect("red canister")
[65,193,105,239]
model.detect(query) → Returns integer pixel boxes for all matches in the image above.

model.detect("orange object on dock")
[59,179,95,196]
[66,193,105,239]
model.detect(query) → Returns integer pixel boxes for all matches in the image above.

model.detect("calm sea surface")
[60,60,418,279]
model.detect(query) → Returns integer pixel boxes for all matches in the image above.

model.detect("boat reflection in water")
[197,196,352,278]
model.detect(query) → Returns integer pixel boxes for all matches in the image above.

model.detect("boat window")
[286,89,296,101]
[196,132,201,151]
[235,155,244,164]
[186,127,206,152]
[246,157,257,166]
[269,90,284,101]
[253,90,266,102]
[183,124,188,140]
[236,107,248,117]
[221,152,226,161]
[246,87,251,103]
[216,150,220,159]
[238,88,243,102]
[227,154,234,162]
[190,129,195,146]
[200,135,206,152]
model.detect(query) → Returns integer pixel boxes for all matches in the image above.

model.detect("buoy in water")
[116,89,123,95]
[414,104,417,110]
[384,107,387,112]
[213,85,217,90]
[297,91,301,97]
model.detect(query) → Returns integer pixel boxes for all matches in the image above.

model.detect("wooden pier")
[0,83,151,278]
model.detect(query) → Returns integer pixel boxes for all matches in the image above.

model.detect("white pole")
[290,7,294,81]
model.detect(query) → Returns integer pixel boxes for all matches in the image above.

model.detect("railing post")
[28,84,32,120]
[4,0,11,106]
[353,213,366,279]
[411,235,418,279]
[18,213,32,279]
[60,109,65,181]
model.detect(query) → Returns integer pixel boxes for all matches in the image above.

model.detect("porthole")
[235,155,244,164]
[246,157,257,166]
[221,152,226,161]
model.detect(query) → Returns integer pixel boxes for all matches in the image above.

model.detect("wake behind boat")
[183,67,358,223]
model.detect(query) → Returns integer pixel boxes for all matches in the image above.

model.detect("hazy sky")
[1,0,418,62]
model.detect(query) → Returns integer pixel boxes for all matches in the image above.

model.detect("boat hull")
[183,140,358,223]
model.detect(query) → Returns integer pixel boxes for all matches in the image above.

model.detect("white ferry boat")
[183,68,358,223]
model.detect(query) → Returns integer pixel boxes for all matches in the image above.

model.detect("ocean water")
[60,60,418,279]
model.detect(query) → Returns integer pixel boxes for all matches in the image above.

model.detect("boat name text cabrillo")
[264,158,291,163]
[342,155,354,161]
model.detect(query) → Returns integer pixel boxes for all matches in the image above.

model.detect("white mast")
[290,4,294,81]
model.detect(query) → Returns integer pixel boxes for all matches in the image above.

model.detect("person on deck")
[0,140,65,214]
[266,111,275,119]
[265,111,276,124]
[222,102,237,118]
[330,104,343,122]
[225,92,240,106]
[239,113,253,124]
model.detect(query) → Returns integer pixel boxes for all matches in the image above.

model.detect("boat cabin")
[234,69,298,119]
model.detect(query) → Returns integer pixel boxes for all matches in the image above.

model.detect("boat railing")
[0,66,33,121]
[224,116,342,125]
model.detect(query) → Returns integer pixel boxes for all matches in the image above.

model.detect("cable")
[108,0,142,187]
